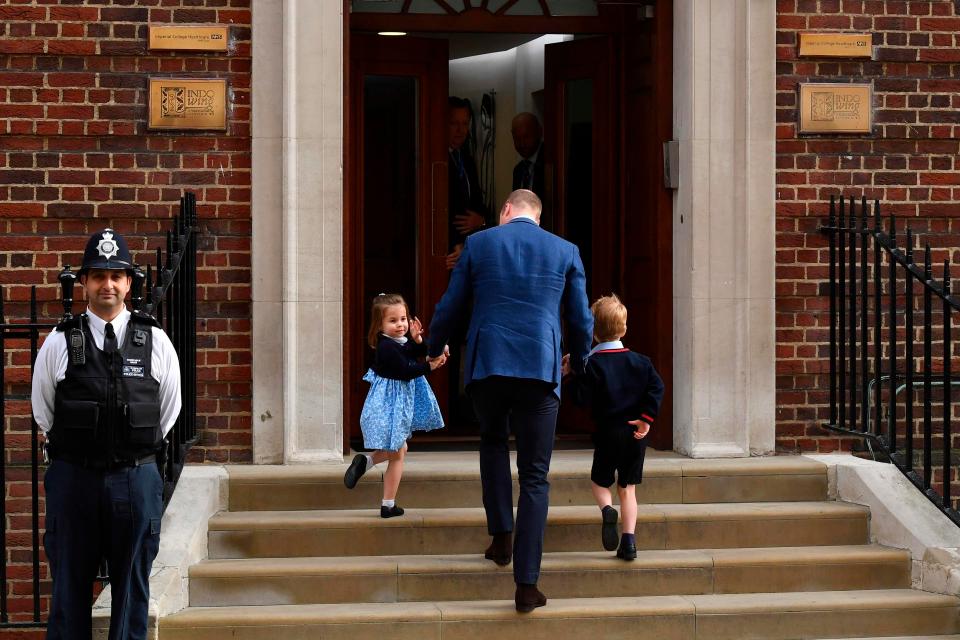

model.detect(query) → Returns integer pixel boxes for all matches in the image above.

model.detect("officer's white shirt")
[31,307,182,437]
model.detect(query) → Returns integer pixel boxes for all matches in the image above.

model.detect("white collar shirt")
[589,340,624,358]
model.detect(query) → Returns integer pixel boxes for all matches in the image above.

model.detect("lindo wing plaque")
[798,83,872,134]
[148,78,227,130]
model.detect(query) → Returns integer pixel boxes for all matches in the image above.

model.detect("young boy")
[562,295,665,560]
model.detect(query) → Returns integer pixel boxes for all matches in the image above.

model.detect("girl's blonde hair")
[367,293,409,349]
[591,294,627,342]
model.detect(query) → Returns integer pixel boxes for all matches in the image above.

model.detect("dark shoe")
[343,454,367,489]
[380,504,405,518]
[601,505,619,551]
[484,531,512,566]
[514,583,547,613]
[616,539,637,561]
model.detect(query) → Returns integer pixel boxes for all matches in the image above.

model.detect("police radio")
[59,265,86,366]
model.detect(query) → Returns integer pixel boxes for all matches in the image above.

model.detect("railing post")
[828,195,837,426]
[860,198,869,436]
[839,197,847,430]
[905,228,915,474]
[131,265,146,312]
[887,213,898,452]
[923,245,933,491]
[29,287,41,623]
[943,259,952,507]
[871,198,882,437]
[0,286,7,625]
[848,196,858,432]
[58,266,76,321]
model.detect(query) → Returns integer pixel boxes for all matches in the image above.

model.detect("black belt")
[53,453,156,471]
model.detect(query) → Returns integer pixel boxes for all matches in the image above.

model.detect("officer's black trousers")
[44,459,163,640]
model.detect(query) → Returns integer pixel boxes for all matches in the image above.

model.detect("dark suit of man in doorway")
[428,189,593,612]
[511,112,545,198]
[447,96,488,268]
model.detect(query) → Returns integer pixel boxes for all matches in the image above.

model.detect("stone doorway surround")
[250,0,776,463]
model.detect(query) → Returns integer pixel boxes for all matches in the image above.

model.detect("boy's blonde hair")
[591,294,627,342]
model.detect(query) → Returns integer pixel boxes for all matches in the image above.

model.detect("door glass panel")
[564,76,593,296]
[362,75,419,312]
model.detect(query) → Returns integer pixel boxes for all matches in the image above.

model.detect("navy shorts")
[591,427,648,488]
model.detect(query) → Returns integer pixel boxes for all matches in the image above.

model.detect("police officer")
[31,228,181,640]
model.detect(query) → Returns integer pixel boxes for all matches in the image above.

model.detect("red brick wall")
[0,0,252,625]
[776,0,960,454]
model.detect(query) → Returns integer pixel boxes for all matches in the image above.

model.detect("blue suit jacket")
[428,217,593,397]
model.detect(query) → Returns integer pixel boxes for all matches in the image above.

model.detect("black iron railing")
[0,192,201,627]
[822,195,959,528]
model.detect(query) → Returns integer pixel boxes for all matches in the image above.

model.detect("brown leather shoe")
[484,531,512,566]
[515,583,547,613]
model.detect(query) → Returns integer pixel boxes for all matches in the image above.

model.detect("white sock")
[382,499,395,508]
[365,454,375,468]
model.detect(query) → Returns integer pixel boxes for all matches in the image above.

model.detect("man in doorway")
[32,229,181,640]
[428,189,593,612]
[511,112,545,199]
[446,96,488,270]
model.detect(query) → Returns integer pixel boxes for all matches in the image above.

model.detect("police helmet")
[80,228,134,274]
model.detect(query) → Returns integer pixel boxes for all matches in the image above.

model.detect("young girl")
[343,293,446,517]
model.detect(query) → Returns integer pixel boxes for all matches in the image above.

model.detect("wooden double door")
[345,14,673,450]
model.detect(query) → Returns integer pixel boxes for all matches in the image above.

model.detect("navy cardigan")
[371,334,430,381]
[568,348,665,431]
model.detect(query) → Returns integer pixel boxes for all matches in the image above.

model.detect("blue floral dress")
[359,334,444,451]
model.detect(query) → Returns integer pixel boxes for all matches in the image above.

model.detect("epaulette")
[130,310,161,329]
[55,314,82,332]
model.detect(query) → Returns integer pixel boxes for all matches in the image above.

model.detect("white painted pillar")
[672,0,777,457]
[252,0,344,463]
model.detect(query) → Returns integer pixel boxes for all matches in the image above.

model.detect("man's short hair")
[448,96,470,112]
[505,189,542,216]
[591,294,628,342]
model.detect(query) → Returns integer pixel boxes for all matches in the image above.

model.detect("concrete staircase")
[159,451,960,639]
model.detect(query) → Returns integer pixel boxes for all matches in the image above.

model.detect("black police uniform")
[37,229,175,640]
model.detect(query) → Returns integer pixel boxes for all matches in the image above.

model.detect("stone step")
[818,637,960,640]
[224,454,828,511]
[189,544,909,607]
[207,502,869,559]
[159,589,960,640]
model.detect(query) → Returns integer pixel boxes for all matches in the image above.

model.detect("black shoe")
[616,538,637,561]
[515,583,547,613]
[343,454,367,489]
[380,504,405,518]
[601,505,619,551]
[484,531,512,566]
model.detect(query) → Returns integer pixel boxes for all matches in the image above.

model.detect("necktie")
[522,159,533,189]
[104,322,117,355]
[453,149,470,198]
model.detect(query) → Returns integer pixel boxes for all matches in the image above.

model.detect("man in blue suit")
[428,189,593,612]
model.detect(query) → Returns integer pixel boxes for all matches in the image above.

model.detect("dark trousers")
[469,377,559,585]
[44,460,163,640]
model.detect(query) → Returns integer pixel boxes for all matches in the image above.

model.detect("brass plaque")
[148,78,228,130]
[148,25,229,52]
[798,83,873,134]
[798,32,872,58]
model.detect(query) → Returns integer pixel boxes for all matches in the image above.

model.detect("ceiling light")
[378,31,406,36]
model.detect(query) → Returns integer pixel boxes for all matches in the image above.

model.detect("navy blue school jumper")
[568,347,665,487]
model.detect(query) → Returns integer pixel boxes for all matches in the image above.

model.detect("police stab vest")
[50,313,163,463]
